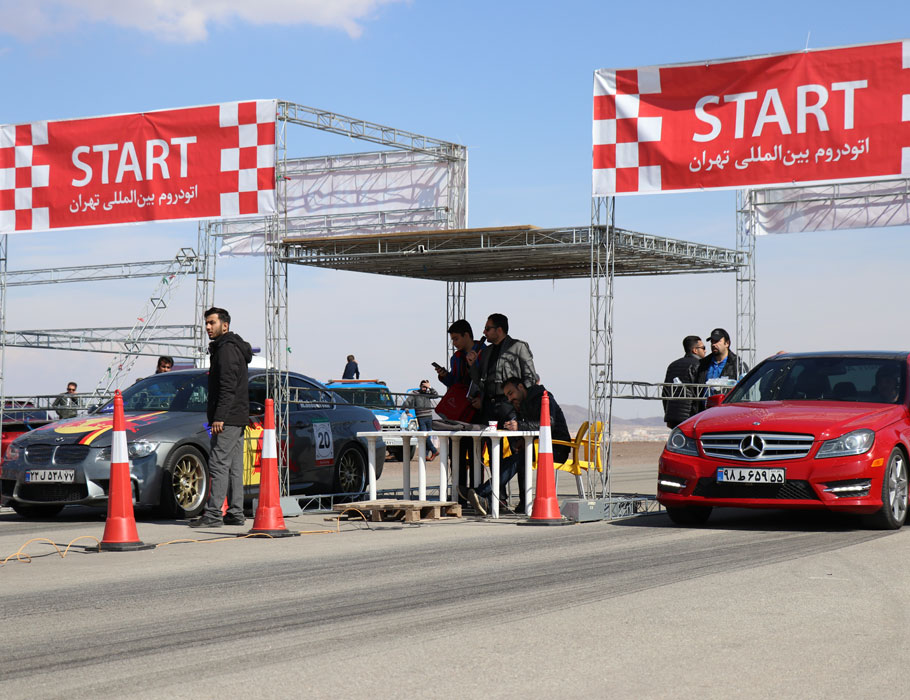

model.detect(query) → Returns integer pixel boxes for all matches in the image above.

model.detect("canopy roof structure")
[279,225,741,282]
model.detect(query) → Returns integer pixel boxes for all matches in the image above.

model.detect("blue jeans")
[418,416,438,455]
[477,453,522,501]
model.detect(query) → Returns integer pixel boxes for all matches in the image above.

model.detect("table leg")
[524,446,534,516]
[491,437,501,518]
[438,437,448,501]
[402,435,411,499]
[418,439,427,501]
[472,437,482,487]
[367,436,377,501]
[450,438,460,503]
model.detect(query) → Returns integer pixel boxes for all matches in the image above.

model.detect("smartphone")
[431,361,444,370]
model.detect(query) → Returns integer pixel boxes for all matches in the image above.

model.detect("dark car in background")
[0,369,384,519]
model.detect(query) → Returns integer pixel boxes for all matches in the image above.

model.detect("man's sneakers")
[467,488,488,516]
[223,514,246,526]
[188,516,223,528]
[427,452,439,461]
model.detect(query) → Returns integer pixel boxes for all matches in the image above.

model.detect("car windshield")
[726,356,906,404]
[331,387,394,409]
[99,373,210,413]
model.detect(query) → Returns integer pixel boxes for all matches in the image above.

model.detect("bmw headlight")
[408,419,419,430]
[816,429,875,459]
[97,440,159,461]
[5,443,20,460]
[666,428,699,456]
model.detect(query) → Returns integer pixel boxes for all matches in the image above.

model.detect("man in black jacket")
[662,335,706,428]
[695,328,749,407]
[467,377,570,516]
[190,307,253,528]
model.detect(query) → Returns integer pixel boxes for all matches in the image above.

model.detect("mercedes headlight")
[666,428,699,456]
[816,429,874,459]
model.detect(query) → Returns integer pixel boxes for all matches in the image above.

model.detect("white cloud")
[0,0,404,42]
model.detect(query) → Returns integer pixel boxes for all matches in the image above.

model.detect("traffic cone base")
[98,391,151,551]
[518,391,572,527]
[248,398,297,537]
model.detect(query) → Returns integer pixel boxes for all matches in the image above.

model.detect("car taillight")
[373,417,381,430]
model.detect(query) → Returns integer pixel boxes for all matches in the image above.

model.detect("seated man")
[467,376,570,515]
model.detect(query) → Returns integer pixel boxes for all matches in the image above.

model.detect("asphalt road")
[1,503,908,699]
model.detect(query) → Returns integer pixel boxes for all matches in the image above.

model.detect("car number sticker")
[25,469,76,483]
[313,419,334,466]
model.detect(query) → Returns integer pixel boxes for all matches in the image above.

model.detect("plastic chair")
[535,421,594,498]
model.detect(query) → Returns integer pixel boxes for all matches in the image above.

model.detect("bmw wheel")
[159,445,209,519]
[334,445,367,496]
[867,447,909,530]
[665,505,713,526]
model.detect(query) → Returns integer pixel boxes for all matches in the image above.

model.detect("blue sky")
[1,0,908,415]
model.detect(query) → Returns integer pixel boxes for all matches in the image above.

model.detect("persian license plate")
[25,469,75,483]
[716,467,785,484]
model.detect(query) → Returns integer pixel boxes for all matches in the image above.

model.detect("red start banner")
[0,100,277,234]
[593,40,910,195]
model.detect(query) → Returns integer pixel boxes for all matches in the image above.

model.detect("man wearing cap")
[662,335,706,428]
[695,328,749,400]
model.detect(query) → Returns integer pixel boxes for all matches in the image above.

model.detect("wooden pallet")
[333,499,462,523]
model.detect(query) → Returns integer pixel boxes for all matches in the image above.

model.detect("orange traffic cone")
[518,391,570,527]
[98,390,153,551]
[248,398,299,537]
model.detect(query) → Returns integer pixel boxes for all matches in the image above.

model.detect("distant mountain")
[560,403,664,433]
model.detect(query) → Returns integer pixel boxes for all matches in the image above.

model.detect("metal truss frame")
[590,197,614,499]
[736,190,757,373]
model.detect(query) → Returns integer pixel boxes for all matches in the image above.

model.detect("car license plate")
[716,467,785,484]
[25,469,75,483]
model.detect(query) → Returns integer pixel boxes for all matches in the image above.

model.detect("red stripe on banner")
[593,95,615,120]
[593,144,615,170]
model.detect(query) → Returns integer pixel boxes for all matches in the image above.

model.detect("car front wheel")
[867,447,909,530]
[159,445,209,519]
[334,445,367,495]
[11,502,64,519]
[665,505,713,526]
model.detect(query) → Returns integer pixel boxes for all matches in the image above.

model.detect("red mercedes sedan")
[658,352,910,529]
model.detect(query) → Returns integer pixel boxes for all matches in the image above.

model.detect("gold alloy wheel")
[171,452,206,510]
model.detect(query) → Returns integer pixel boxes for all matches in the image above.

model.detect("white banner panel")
[219,150,452,256]
[753,179,910,234]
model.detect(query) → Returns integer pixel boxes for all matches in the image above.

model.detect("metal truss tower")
[194,222,218,362]
[736,191,757,373]
[589,196,615,498]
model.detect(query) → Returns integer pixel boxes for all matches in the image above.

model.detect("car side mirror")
[706,394,726,408]
[249,401,265,416]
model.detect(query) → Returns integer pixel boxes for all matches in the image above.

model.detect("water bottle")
[399,412,409,430]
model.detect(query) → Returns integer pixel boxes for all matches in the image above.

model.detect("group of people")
[662,327,749,428]
[428,313,570,515]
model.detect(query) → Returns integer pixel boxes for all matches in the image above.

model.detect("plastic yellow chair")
[548,421,604,498]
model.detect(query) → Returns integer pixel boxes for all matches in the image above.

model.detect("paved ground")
[3,443,909,699]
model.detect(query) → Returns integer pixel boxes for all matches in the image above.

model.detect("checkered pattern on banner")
[219,101,276,217]
[0,122,50,233]
[593,67,663,195]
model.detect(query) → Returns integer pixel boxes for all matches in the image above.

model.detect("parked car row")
[0,369,384,519]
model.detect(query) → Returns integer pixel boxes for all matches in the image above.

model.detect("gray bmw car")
[0,369,385,519]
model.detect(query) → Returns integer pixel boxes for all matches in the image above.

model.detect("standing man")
[662,336,706,428]
[155,356,174,374]
[342,354,360,379]
[53,382,79,419]
[695,328,749,403]
[403,379,440,461]
[190,307,253,528]
[469,313,538,425]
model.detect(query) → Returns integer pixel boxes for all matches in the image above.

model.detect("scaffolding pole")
[590,196,615,499]
[736,191,757,373]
